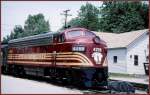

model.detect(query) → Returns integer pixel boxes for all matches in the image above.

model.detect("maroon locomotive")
[2,28,108,88]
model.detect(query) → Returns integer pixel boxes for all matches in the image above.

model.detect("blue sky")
[1,1,103,40]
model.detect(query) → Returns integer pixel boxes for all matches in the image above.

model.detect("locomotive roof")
[8,28,87,44]
[9,31,58,44]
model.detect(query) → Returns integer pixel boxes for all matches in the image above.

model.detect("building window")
[130,55,132,58]
[134,55,138,66]
[113,56,117,63]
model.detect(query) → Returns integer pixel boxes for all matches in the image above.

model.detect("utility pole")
[61,9,72,29]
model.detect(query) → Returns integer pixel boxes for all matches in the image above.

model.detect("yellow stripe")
[8,52,93,66]
[56,55,87,63]
[56,62,90,66]
[8,58,84,63]
[7,61,90,66]
[8,60,52,64]
[56,58,84,63]
[8,56,85,63]
[58,52,92,64]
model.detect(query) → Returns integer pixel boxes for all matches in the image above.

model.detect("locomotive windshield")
[67,30,95,38]
[85,31,95,37]
[67,30,83,38]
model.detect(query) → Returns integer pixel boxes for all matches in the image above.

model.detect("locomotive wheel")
[97,72,103,81]
[12,65,19,76]
[71,70,85,87]
[18,66,26,77]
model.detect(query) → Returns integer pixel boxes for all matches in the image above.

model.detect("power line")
[60,9,72,29]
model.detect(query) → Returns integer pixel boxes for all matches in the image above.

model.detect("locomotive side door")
[52,33,65,75]
[53,34,64,65]
[52,34,58,72]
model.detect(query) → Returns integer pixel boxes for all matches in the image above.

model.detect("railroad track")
[109,79,148,92]
[80,79,148,94]
[126,81,148,93]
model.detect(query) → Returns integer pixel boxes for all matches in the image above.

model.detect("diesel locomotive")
[1,28,108,88]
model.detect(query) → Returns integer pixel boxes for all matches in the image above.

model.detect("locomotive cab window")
[85,31,95,37]
[53,34,58,43]
[67,30,83,38]
[58,34,65,43]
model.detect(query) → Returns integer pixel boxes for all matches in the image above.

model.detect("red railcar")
[2,28,108,88]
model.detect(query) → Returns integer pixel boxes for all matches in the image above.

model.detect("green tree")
[2,35,10,44]
[2,13,50,43]
[13,25,24,38]
[66,17,81,28]
[99,1,148,33]
[2,25,24,43]
[67,3,99,31]
[24,13,50,36]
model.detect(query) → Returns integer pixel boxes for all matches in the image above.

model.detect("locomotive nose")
[75,37,93,43]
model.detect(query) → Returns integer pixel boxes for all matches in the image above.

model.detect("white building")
[95,29,149,75]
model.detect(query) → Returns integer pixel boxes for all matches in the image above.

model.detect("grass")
[108,73,146,78]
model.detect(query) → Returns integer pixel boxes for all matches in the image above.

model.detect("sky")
[1,1,103,40]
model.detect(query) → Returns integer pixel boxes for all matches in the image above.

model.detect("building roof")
[94,29,149,49]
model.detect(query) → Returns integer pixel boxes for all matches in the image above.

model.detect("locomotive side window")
[53,34,58,43]
[85,31,95,37]
[58,34,65,43]
[67,30,83,38]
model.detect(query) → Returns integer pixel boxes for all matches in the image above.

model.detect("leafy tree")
[2,35,10,44]
[99,1,148,33]
[24,13,50,36]
[2,13,50,43]
[67,3,99,31]
[65,17,81,28]
[13,25,24,38]
[2,25,24,43]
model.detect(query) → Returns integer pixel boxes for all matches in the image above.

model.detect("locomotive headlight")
[94,36,101,44]
[72,46,85,52]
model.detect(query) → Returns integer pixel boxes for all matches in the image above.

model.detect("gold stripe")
[8,60,52,64]
[58,52,92,64]
[7,61,89,66]
[8,56,85,63]
[56,58,84,63]
[56,55,87,63]
[8,58,84,63]
[56,62,90,66]
[8,52,93,66]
